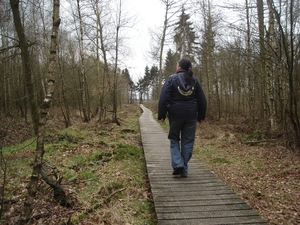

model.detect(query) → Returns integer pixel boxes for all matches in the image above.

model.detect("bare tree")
[10,0,39,135]
[11,0,61,223]
[245,0,255,122]
[270,0,300,148]
[76,0,90,122]
[199,0,220,119]
[112,0,123,125]
[111,0,135,124]
[149,0,181,99]
[89,0,112,122]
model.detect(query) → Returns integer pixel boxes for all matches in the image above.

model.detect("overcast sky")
[60,0,243,83]
[123,0,165,82]
[123,0,244,82]
[121,0,242,83]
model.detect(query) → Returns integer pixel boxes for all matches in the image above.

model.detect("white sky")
[60,0,244,83]
[122,0,245,82]
[122,0,165,82]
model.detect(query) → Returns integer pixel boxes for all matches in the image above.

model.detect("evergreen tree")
[122,68,135,103]
[149,65,159,82]
[164,49,180,80]
[173,7,197,61]
[149,65,159,99]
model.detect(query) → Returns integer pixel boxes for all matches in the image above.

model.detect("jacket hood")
[176,71,195,92]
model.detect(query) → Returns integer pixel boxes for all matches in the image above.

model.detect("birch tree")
[76,0,90,122]
[149,0,181,99]
[9,0,61,223]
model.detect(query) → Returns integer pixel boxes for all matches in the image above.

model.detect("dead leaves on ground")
[196,121,300,225]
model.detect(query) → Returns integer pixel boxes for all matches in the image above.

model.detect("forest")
[0,0,300,224]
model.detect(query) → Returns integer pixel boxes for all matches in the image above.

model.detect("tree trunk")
[271,0,300,148]
[58,63,72,128]
[266,0,277,131]
[156,0,180,99]
[10,0,39,135]
[112,0,122,125]
[76,0,90,123]
[158,2,168,98]
[91,0,111,123]
[18,0,61,223]
[256,0,267,121]
[201,0,217,119]
[245,0,255,122]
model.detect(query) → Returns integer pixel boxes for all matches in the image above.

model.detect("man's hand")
[160,119,165,123]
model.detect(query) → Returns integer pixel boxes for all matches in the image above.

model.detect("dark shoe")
[181,174,188,178]
[172,166,183,175]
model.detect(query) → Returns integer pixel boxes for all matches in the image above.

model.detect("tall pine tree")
[164,49,179,79]
[173,7,197,61]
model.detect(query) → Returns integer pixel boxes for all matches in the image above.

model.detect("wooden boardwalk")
[139,105,268,225]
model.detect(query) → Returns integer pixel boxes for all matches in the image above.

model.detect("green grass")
[113,144,142,160]
[212,157,231,164]
[1,104,156,224]
[2,137,36,154]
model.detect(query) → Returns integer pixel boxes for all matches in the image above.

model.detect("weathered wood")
[156,210,264,219]
[154,203,253,212]
[139,105,269,225]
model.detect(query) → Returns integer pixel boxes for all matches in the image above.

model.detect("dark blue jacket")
[158,71,206,122]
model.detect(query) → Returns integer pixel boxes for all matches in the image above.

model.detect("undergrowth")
[0,104,156,225]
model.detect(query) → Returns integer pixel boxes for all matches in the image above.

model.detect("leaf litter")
[1,104,300,224]
[195,121,300,225]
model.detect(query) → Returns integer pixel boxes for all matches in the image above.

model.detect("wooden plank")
[139,105,269,225]
[158,216,268,225]
[154,203,252,212]
[156,209,264,219]
[153,194,242,202]
[149,181,233,187]
[152,189,235,197]
[153,198,247,207]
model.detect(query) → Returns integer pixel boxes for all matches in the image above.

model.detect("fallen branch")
[41,167,74,208]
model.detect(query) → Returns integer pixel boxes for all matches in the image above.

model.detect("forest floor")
[1,103,300,224]
[194,119,300,225]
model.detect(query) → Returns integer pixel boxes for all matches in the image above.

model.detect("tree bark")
[112,0,122,125]
[10,0,39,135]
[266,0,277,130]
[156,0,180,99]
[76,0,90,123]
[40,167,73,207]
[90,0,111,122]
[245,0,255,122]
[271,0,300,148]
[256,0,267,121]
[18,0,61,223]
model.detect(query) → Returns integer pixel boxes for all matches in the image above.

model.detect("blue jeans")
[168,119,197,175]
